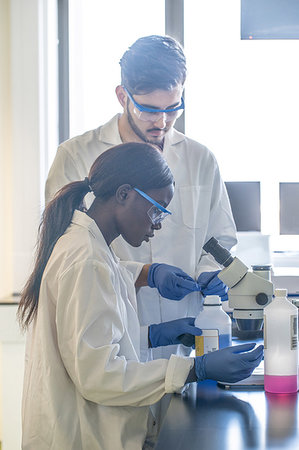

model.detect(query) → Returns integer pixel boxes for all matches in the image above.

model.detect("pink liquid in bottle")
[264,374,298,394]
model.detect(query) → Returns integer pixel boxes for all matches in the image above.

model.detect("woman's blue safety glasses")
[134,188,172,226]
[124,87,184,122]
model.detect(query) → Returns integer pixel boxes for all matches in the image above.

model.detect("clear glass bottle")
[264,288,298,393]
[194,295,232,356]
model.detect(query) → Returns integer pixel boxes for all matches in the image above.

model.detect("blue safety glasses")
[124,87,184,122]
[134,187,172,226]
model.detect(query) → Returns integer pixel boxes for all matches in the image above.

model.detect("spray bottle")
[264,288,298,393]
[195,295,232,356]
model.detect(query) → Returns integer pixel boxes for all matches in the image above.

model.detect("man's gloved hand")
[194,343,264,383]
[149,317,202,348]
[197,270,228,301]
[148,263,200,301]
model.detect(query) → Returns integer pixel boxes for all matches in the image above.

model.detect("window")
[225,182,261,232]
[68,0,165,139]
[280,183,299,235]
[184,0,299,254]
[241,0,299,40]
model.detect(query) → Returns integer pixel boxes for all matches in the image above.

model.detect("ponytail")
[18,142,174,330]
[17,179,91,330]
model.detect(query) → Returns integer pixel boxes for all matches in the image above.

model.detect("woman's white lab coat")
[45,114,237,361]
[22,211,193,450]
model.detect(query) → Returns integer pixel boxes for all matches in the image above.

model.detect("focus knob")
[256,292,269,305]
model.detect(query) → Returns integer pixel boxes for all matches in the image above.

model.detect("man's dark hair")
[119,35,187,94]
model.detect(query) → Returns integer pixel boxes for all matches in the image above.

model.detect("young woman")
[18,142,263,450]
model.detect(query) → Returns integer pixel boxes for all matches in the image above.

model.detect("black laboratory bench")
[154,380,299,450]
[154,334,299,450]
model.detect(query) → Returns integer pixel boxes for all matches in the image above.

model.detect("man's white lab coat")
[22,211,193,450]
[45,114,237,360]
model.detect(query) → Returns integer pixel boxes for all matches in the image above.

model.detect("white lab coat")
[45,114,237,360]
[22,210,193,450]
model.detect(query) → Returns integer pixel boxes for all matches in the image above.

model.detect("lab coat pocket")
[179,186,210,229]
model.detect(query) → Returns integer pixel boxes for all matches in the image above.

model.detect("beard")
[126,103,166,147]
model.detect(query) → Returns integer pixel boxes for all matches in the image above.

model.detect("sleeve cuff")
[139,325,152,362]
[164,355,195,393]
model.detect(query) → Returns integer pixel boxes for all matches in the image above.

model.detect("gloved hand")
[149,317,202,348]
[194,343,264,383]
[197,270,228,301]
[148,263,200,301]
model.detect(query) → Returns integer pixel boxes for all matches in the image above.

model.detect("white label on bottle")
[290,315,298,350]
[195,329,219,356]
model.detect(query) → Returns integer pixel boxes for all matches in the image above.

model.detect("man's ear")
[115,85,127,108]
[115,184,133,204]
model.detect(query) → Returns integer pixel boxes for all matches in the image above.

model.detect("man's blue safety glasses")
[134,187,172,226]
[124,87,184,122]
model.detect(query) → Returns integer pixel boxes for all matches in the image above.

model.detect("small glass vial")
[195,295,232,356]
[264,288,298,393]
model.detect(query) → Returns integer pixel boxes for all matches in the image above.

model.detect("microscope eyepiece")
[203,237,234,267]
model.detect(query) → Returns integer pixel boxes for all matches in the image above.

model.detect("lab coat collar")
[164,126,185,147]
[98,114,123,145]
[71,210,120,264]
[99,114,185,148]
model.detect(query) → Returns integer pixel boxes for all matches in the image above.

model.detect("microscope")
[203,237,274,332]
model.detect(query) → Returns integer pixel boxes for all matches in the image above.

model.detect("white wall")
[10,0,42,295]
[0,0,13,298]
[0,0,56,299]
[0,305,26,449]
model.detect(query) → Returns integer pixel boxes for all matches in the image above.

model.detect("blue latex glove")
[149,317,202,348]
[148,263,200,301]
[197,270,228,301]
[195,343,264,383]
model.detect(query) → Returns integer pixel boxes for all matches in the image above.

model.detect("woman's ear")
[115,184,133,204]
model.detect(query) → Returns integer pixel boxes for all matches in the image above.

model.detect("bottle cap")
[204,295,221,305]
[274,288,288,297]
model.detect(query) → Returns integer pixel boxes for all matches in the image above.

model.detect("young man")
[46,35,237,361]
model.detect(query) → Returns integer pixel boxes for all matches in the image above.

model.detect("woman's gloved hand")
[148,263,200,300]
[194,343,264,383]
[197,270,228,301]
[149,317,202,348]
